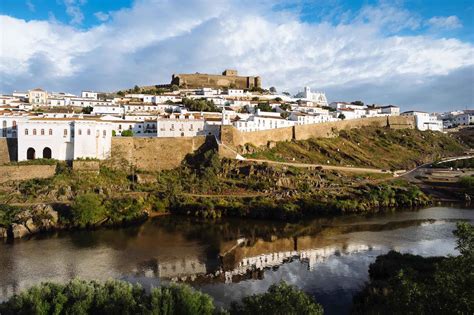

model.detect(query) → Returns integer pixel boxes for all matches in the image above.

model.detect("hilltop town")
[1,69,471,163]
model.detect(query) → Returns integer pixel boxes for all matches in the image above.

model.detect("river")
[0,206,472,314]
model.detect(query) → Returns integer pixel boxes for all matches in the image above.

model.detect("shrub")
[230,282,323,315]
[69,193,106,227]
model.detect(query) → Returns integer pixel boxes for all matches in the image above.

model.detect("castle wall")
[108,136,207,171]
[220,116,416,149]
[172,74,261,89]
[0,138,17,164]
[0,165,56,184]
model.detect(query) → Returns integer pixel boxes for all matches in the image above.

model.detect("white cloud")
[94,11,109,22]
[0,0,473,111]
[426,15,462,30]
[26,0,35,12]
[63,0,86,25]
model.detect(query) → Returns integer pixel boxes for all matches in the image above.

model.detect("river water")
[0,206,472,314]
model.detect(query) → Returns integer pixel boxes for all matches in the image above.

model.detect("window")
[63,129,67,137]
[2,121,6,128]
[87,129,91,135]
[103,130,106,137]
[33,129,37,135]
[78,129,82,135]
[118,124,122,129]
[49,129,52,135]
[41,129,45,135]
[96,130,99,137]
[25,129,29,135]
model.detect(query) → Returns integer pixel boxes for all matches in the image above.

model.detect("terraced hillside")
[245,128,467,171]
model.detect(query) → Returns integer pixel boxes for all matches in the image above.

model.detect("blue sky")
[0,0,473,111]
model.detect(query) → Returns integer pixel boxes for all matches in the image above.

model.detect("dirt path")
[244,158,387,174]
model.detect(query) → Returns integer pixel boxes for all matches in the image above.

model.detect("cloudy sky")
[0,0,473,111]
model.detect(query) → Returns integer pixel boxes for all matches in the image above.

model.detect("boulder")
[11,223,30,238]
[0,227,7,239]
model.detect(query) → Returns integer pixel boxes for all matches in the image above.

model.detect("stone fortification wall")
[171,73,261,89]
[0,138,17,164]
[72,160,100,173]
[220,116,415,148]
[0,165,56,183]
[109,136,207,171]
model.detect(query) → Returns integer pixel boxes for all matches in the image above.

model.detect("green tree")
[269,86,277,93]
[256,103,273,112]
[171,84,179,91]
[121,130,133,137]
[133,85,140,93]
[351,100,364,106]
[70,193,106,226]
[338,113,346,120]
[230,282,323,315]
[82,106,93,114]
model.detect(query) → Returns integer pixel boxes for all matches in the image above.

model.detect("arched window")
[33,129,37,135]
[12,121,16,129]
[49,129,53,135]
[25,129,29,135]
[63,129,67,137]
[41,129,45,135]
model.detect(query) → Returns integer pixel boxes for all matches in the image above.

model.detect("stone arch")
[27,148,35,160]
[43,147,52,159]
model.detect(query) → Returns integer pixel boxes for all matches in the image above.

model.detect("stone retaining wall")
[0,164,56,183]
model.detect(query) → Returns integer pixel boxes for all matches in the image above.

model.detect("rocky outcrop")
[1,204,59,239]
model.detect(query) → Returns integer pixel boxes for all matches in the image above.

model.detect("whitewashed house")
[17,118,113,161]
[401,111,443,131]
[454,111,474,126]
[81,91,98,99]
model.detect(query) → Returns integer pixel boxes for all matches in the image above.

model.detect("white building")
[227,89,245,97]
[401,111,443,131]
[17,118,113,161]
[233,110,295,132]
[28,88,48,105]
[289,112,337,125]
[297,87,328,107]
[92,105,125,115]
[156,113,215,137]
[81,91,98,99]
[454,111,474,126]
[380,105,400,116]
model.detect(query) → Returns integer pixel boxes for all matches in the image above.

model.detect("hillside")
[245,128,467,171]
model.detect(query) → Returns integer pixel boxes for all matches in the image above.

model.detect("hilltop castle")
[171,69,261,89]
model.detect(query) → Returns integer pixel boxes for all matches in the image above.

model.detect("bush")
[230,282,323,315]
[459,176,474,189]
[0,279,215,315]
[121,130,133,137]
[69,193,106,227]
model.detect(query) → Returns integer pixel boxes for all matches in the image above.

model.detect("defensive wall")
[171,72,261,89]
[0,164,56,184]
[0,138,17,164]
[108,136,207,171]
[220,116,416,149]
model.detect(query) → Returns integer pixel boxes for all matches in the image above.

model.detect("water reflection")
[0,207,472,314]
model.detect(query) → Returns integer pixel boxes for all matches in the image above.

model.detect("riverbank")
[1,208,472,314]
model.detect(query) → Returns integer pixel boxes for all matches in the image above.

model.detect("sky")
[0,0,473,112]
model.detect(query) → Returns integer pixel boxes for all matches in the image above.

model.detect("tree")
[251,97,259,101]
[269,86,277,93]
[256,102,273,112]
[282,91,290,96]
[338,113,346,120]
[82,106,93,114]
[133,85,140,93]
[171,84,179,91]
[121,130,133,137]
[351,100,364,106]
[274,97,283,102]
[279,103,291,111]
[230,282,323,315]
[280,112,290,119]
[117,91,125,97]
[181,98,220,112]
[70,193,106,227]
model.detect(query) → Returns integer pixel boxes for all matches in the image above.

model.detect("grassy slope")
[245,128,466,170]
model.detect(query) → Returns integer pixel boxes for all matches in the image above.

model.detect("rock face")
[1,204,59,239]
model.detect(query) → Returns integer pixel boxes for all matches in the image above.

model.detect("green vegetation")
[182,97,221,112]
[352,222,474,314]
[0,204,22,228]
[0,280,215,315]
[68,193,107,227]
[6,158,57,166]
[256,102,274,112]
[459,176,474,189]
[230,282,323,315]
[121,129,133,137]
[0,280,321,315]
[81,106,93,114]
[246,127,466,170]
